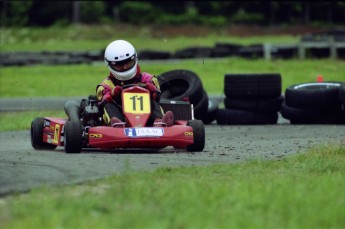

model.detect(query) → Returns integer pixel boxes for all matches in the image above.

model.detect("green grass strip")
[1,25,299,52]
[1,58,344,98]
[1,58,344,131]
[0,111,66,132]
[0,144,344,228]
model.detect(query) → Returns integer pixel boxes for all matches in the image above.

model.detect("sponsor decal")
[184,132,193,137]
[90,133,102,138]
[44,120,50,127]
[125,128,164,137]
[52,124,60,144]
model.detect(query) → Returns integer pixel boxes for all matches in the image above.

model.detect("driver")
[96,40,174,127]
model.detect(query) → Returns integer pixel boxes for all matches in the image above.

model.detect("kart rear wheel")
[187,120,205,152]
[64,120,83,153]
[31,117,57,150]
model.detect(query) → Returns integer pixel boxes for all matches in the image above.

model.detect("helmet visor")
[107,55,136,72]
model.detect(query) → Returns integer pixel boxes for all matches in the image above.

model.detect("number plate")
[123,92,150,114]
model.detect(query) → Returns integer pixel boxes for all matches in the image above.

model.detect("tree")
[72,1,80,25]
[0,0,33,27]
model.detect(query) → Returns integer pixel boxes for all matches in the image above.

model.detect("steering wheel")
[121,83,147,89]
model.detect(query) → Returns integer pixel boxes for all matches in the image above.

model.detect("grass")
[0,144,344,228]
[0,25,300,52]
[1,58,344,98]
[1,58,344,131]
[1,26,344,228]
[0,111,66,132]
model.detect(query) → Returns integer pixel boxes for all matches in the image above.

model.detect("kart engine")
[80,97,103,127]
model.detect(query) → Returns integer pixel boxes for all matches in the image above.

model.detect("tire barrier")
[216,109,278,125]
[2,29,344,66]
[157,69,209,123]
[301,29,345,42]
[224,96,284,113]
[4,65,345,126]
[1,45,343,67]
[237,44,265,59]
[217,73,282,125]
[281,81,345,124]
[224,73,282,98]
[339,83,345,108]
[210,43,244,57]
[138,50,171,60]
[0,51,102,66]
[203,98,219,124]
[339,83,345,120]
[174,47,214,59]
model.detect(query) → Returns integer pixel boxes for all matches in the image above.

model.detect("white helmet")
[104,40,138,81]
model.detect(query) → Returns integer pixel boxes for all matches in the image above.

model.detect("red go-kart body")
[31,85,205,153]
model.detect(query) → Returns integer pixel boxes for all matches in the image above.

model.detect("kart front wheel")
[31,117,57,150]
[187,120,205,152]
[64,120,83,153]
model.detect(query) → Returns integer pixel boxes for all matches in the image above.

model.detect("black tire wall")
[218,73,282,125]
[281,81,345,124]
[158,69,210,122]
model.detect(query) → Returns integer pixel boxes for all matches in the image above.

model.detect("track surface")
[1,124,344,196]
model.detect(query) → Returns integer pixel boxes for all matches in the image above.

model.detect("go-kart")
[30,84,205,153]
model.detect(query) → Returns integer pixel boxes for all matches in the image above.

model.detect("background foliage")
[1,1,345,27]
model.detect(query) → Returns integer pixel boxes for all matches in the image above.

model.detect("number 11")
[130,95,144,111]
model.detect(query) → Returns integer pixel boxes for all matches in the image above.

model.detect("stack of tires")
[217,73,283,125]
[158,70,210,123]
[339,83,345,116]
[281,81,345,124]
[202,97,220,124]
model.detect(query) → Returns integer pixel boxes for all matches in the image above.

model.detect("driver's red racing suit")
[96,65,163,126]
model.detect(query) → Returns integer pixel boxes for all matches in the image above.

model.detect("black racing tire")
[210,43,243,57]
[339,83,345,106]
[64,120,83,153]
[31,117,57,150]
[174,47,213,59]
[224,95,283,112]
[285,81,342,109]
[280,102,345,124]
[187,120,205,152]
[216,109,278,125]
[237,44,264,58]
[224,73,282,98]
[194,89,209,121]
[138,50,171,60]
[158,69,204,106]
[203,97,219,124]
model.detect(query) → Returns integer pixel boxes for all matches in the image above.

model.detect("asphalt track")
[0,98,344,196]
